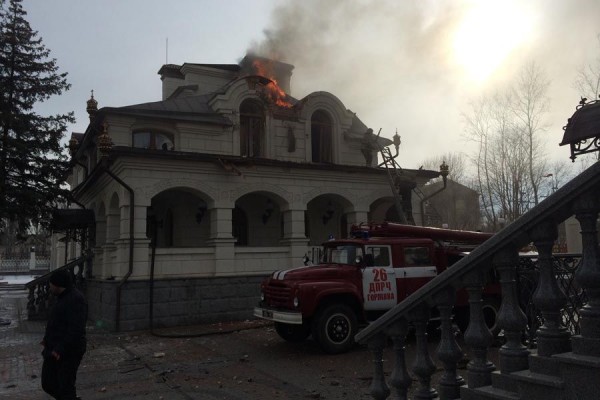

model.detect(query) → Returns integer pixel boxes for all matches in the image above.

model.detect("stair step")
[461,385,520,400]
[554,351,600,368]
[511,370,564,388]
[570,336,600,359]
[491,371,519,392]
[527,352,561,376]
[554,351,600,400]
[511,370,564,399]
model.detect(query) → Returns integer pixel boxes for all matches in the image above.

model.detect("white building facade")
[65,56,439,331]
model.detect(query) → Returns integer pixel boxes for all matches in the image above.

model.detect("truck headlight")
[293,297,299,308]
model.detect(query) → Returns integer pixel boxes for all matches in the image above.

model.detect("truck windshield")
[323,245,363,264]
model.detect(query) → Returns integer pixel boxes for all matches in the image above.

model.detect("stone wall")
[86,275,267,332]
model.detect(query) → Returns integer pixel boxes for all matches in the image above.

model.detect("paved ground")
[0,288,497,400]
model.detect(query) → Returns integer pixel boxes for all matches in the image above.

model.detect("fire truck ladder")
[375,133,408,224]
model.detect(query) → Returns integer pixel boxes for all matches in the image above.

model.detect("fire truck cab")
[254,222,496,354]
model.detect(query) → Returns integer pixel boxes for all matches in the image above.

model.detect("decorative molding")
[140,178,218,205]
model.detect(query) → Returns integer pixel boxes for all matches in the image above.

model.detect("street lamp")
[543,173,558,195]
[560,97,600,161]
[497,216,506,231]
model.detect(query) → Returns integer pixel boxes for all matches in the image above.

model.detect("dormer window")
[240,99,264,157]
[133,131,174,150]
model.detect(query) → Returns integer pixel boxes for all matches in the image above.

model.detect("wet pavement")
[0,289,495,400]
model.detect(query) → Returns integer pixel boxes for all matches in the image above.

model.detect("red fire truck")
[254,222,498,354]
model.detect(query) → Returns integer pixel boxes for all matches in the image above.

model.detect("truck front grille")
[264,284,291,307]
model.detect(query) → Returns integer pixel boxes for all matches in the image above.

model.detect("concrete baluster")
[494,247,529,373]
[530,221,571,356]
[368,332,391,400]
[463,270,495,388]
[573,192,600,348]
[27,286,36,317]
[434,288,465,399]
[385,318,412,400]
[410,306,437,400]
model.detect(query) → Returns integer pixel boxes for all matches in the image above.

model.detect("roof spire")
[86,90,98,121]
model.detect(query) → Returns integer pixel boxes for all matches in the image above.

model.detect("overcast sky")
[22,0,600,170]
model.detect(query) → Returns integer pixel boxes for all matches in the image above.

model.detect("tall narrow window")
[311,110,332,163]
[240,100,264,157]
[232,207,248,245]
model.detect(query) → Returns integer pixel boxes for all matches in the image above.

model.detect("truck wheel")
[482,299,500,337]
[454,299,500,337]
[274,322,311,343]
[312,304,358,354]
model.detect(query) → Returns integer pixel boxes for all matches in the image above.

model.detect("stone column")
[110,202,151,279]
[29,247,36,270]
[207,207,236,276]
[281,209,309,267]
[573,191,600,354]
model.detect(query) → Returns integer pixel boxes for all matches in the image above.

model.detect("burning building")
[61,54,439,331]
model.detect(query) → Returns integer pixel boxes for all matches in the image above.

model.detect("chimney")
[239,55,294,95]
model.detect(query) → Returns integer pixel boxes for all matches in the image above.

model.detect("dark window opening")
[240,100,265,157]
[233,207,248,246]
[133,131,174,150]
[311,110,333,163]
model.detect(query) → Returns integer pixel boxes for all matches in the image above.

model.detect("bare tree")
[574,34,600,101]
[462,63,551,230]
[511,61,550,206]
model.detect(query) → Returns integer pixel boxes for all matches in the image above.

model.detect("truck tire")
[454,298,501,337]
[482,298,500,337]
[312,304,358,354]
[274,322,311,343]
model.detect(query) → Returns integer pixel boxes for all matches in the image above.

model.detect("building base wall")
[85,275,267,332]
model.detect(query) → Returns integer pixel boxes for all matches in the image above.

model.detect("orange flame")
[252,60,293,108]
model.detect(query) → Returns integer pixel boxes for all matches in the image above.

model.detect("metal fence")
[0,257,51,273]
[518,253,585,346]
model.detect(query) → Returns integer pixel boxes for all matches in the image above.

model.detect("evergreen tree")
[0,0,74,235]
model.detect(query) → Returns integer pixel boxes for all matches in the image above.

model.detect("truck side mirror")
[303,254,310,266]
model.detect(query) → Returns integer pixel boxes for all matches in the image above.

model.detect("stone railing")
[355,161,600,399]
[24,254,91,320]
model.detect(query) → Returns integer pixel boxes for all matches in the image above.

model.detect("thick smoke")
[248,0,600,168]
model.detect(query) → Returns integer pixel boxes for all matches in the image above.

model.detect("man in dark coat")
[41,269,87,400]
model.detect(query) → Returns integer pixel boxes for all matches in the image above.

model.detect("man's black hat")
[49,270,72,288]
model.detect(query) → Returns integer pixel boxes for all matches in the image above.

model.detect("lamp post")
[543,173,558,197]
[497,216,506,232]
[560,98,600,161]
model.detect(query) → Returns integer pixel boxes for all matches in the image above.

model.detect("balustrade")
[355,162,599,399]
[25,254,90,320]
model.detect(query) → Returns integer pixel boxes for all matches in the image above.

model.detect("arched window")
[232,206,248,246]
[311,110,332,163]
[239,99,264,157]
[133,131,174,150]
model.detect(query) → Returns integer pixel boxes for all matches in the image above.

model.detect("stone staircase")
[355,161,600,400]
